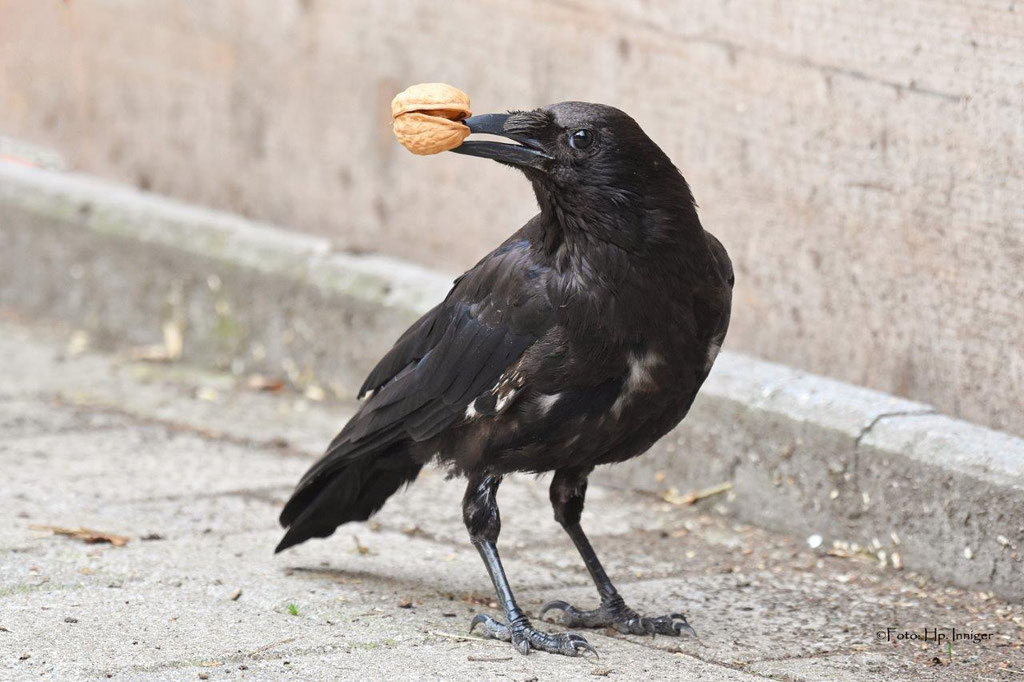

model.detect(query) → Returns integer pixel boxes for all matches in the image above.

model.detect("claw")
[539,600,571,618]
[568,635,599,659]
[468,613,490,634]
[469,613,514,642]
[674,621,698,638]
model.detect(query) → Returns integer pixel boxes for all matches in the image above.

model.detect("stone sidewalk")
[2,314,1022,681]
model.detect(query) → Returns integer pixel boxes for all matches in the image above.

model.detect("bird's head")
[452,102,695,228]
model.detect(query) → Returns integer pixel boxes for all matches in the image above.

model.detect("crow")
[276,102,733,657]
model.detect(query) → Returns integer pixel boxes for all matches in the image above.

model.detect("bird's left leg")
[463,473,596,656]
[540,468,696,637]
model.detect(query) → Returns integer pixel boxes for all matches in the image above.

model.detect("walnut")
[391,83,471,155]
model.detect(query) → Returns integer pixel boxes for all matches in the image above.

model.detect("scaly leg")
[540,468,696,637]
[463,474,596,656]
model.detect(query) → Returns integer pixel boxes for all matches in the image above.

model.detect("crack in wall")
[854,409,936,449]
[851,409,935,494]
[540,0,970,102]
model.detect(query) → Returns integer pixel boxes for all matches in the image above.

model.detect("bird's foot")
[540,595,696,637]
[469,613,597,657]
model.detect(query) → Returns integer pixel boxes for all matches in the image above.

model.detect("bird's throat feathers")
[527,169,705,269]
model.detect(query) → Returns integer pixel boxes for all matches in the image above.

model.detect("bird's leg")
[540,468,696,637]
[463,474,596,657]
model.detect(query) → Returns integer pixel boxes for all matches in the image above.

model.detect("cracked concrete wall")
[0,1,1022,436]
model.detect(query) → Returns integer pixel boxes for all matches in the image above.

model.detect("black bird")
[276,102,733,657]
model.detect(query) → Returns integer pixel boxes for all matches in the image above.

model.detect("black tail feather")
[275,449,421,553]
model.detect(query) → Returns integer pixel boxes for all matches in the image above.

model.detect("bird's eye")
[568,129,595,150]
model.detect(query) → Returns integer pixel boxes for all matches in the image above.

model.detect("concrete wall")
[1,0,1022,436]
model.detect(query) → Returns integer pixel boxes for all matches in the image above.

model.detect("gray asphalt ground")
[2,311,1023,680]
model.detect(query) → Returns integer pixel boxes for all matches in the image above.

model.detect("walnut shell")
[391,83,471,155]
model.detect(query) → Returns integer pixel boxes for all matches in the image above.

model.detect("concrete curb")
[3,160,1023,600]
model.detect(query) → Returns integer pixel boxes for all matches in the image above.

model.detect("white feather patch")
[535,392,561,415]
[495,389,517,413]
[613,351,661,417]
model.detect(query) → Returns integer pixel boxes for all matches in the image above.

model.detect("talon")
[468,613,490,634]
[570,636,599,658]
[539,600,571,618]
[675,621,698,638]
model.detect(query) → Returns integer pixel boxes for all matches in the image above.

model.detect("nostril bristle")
[504,109,553,135]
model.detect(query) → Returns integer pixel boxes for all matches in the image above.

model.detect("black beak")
[450,113,551,171]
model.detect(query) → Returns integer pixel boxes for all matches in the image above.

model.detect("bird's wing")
[293,238,549,488]
[356,301,446,400]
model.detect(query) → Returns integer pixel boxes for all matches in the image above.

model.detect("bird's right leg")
[463,473,596,657]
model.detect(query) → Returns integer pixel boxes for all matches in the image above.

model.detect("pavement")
[3,314,1024,681]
